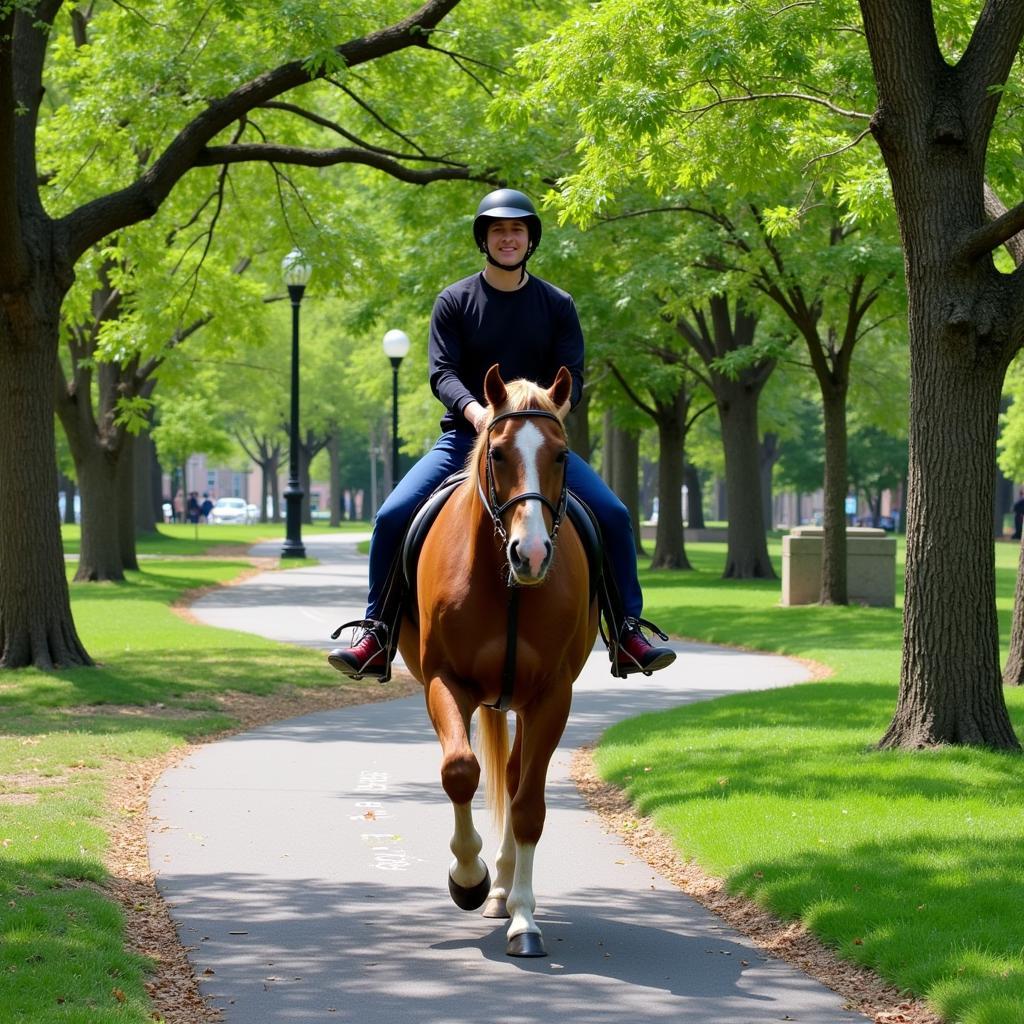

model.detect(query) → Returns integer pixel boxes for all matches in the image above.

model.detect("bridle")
[475,407,570,713]
[476,408,569,549]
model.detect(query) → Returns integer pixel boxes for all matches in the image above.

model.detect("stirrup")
[329,618,388,642]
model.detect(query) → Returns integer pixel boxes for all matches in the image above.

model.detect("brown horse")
[398,364,598,958]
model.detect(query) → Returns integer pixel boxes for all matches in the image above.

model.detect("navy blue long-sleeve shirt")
[428,272,585,434]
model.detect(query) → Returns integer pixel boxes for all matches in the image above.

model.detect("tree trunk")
[861,0,1022,749]
[60,473,78,526]
[601,410,615,486]
[133,429,160,536]
[881,341,1016,747]
[1003,538,1024,686]
[651,394,691,570]
[719,379,775,579]
[328,433,342,528]
[565,388,591,462]
[57,380,128,581]
[0,297,92,668]
[819,387,849,604]
[609,424,645,557]
[117,434,139,571]
[270,459,281,523]
[73,444,125,581]
[683,463,705,529]
[994,395,1012,537]
[761,431,779,532]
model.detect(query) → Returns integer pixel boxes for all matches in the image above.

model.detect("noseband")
[476,408,569,547]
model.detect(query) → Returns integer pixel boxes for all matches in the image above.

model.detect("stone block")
[781,526,896,607]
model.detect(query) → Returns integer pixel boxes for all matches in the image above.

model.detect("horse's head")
[476,364,573,586]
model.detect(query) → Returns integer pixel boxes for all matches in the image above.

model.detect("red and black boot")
[613,616,676,677]
[328,620,390,681]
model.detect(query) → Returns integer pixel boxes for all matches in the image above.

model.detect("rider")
[328,188,676,680]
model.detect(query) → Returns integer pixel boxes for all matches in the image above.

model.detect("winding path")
[150,534,867,1023]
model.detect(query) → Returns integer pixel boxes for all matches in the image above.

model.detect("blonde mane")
[469,378,562,469]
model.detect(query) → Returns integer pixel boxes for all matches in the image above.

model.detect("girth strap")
[486,586,521,712]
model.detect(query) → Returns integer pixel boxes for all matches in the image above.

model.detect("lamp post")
[382,328,410,491]
[281,249,312,558]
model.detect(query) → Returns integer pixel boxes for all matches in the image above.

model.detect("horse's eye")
[490,448,504,463]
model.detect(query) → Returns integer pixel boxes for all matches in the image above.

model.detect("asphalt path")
[150,533,867,1023]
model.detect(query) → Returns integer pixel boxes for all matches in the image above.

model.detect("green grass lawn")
[612,539,1024,1024]
[59,520,371,557]
[0,556,380,1023]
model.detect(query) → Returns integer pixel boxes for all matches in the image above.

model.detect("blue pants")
[365,430,643,621]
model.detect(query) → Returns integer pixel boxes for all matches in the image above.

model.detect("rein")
[475,408,569,712]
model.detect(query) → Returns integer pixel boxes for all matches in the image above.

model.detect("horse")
[397,363,598,958]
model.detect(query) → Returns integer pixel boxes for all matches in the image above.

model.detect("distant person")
[187,492,201,524]
[200,493,214,522]
[1013,489,1024,540]
[172,490,184,524]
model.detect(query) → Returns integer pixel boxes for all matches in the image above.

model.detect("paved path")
[150,534,866,1023]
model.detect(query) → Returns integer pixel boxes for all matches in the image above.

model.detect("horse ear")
[549,366,573,419]
[483,363,507,409]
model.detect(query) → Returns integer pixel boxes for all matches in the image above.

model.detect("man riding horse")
[328,188,676,680]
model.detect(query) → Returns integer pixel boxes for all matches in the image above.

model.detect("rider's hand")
[464,401,489,434]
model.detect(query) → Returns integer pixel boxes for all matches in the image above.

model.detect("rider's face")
[486,219,529,266]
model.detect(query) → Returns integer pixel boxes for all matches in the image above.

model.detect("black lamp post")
[281,249,312,558]
[382,328,410,491]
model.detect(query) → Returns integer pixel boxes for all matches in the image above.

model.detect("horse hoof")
[507,931,547,958]
[481,896,509,919]
[448,868,491,911]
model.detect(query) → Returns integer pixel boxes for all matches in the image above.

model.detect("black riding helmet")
[473,189,542,275]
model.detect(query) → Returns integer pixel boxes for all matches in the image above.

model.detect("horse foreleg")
[505,685,572,958]
[424,674,490,911]
[483,716,522,920]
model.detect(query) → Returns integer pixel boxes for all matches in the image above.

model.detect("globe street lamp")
[281,249,312,558]
[382,328,410,492]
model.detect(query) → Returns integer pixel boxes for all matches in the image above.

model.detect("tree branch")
[194,142,481,185]
[958,0,1024,140]
[608,360,658,420]
[12,1,63,227]
[60,0,464,260]
[328,79,431,157]
[960,188,1024,264]
[673,89,871,123]
[259,100,465,165]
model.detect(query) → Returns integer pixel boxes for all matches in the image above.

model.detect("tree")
[609,350,713,570]
[0,0,484,668]
[859,1,1024,748]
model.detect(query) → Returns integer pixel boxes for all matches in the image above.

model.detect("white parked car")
[209,497,256,525]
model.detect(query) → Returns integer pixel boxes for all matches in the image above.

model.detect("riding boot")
[328,620,391,681]
[614,616,676,676]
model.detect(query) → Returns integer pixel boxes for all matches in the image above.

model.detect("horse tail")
[477,705,509,830]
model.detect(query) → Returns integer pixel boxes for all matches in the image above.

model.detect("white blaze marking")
[511,422,550,575]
